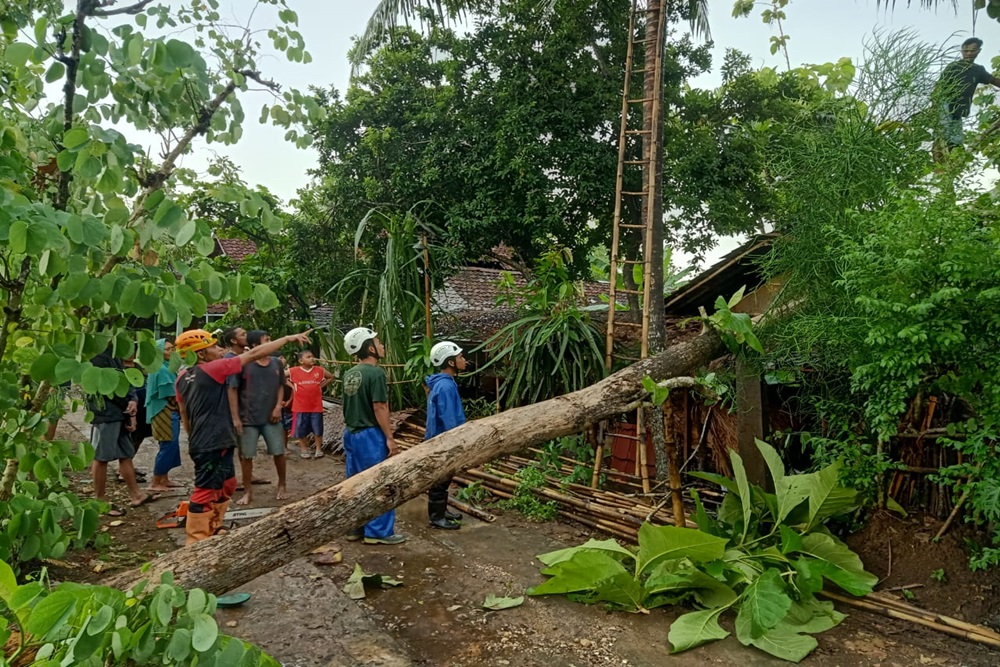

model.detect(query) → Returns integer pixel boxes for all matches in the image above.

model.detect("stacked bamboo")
[393,420,723,539]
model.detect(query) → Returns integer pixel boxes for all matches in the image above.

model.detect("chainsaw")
[155,501,276,529]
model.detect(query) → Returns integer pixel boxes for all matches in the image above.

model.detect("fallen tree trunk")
[105,329,723,593]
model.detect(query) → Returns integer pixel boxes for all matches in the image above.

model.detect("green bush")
[0,561,277,666]
[528,439,876,663]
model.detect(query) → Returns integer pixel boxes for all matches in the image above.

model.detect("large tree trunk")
[105,330,723,594]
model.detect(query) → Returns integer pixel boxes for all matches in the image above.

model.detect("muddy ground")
[55,407,1000,667]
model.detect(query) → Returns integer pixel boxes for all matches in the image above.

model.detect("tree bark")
[105,329,723,594]
[642,0,667,354]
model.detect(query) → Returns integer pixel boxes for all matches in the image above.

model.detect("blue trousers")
[343,427,395,538]
[153,411,182,476]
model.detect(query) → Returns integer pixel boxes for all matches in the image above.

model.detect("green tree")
[0,0,319,571]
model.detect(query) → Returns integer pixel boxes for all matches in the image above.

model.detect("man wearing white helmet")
[340,327,407,545]
[424,341,468,530]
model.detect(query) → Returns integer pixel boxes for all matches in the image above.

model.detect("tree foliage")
[0,0,318,573]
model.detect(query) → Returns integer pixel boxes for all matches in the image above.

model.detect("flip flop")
[216,592,251,608]
[250,479,271,485]
[312,451,325,459]
[130,493,160,508]
[107,506,126,517]
[299,451,312,459]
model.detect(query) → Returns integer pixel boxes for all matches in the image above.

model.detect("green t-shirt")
[342,362,388,432]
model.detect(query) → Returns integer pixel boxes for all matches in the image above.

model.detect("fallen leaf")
[312,551,343,566]
[226,621,238,628]
[311,543,341,554]
[109,520,124,527]
[92,562,106,573]
[482,595,524,611]
[342,563,404,600]
[447,605,462,612]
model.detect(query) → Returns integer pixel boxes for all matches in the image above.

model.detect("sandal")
[130,493,159,508]
[313,451,325,459]
[299,451,312,459]
[107,506,127,517]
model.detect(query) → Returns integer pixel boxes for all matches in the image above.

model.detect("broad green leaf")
[252,284,280,312]
[804,460,842,529]
[9,220,27,254]
[86,604,113,635]
[736,616,818,663]
[668,608,729,653]
[166,627,192,662]
[482,595,524,611]
[645,559,737,608]
[63,128,90,150]
[536,538,634,567]
[124,367,145,387]
[4,42,33,68]
[187,588,207,615]
[690,490,722,537]
[0,559,16,605]
[635,524,729,576]
[785,598,845,634]
[689,471,740,496]
[176,218,197,247]
[798,533,877,596]
[778,524,803,554]
[528,551,629,596]
[885,496,908,517]
[29,353,59,382]
[25,589,78,639]
[738,568,792,639]
[592,570,648,612]
[729,451,753,544]
[775,476,813,524]
[756,438,785,485]
[54,358,80,384]
[191,613,218,651]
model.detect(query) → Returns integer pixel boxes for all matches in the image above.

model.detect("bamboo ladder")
[598,0,667,496]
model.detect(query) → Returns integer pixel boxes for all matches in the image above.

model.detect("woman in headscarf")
[146,338,183,491]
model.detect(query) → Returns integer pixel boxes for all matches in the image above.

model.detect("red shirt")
[289,365,324,413]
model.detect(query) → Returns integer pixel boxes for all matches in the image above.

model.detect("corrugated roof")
[436,266,613,313]
[663,234,778,316]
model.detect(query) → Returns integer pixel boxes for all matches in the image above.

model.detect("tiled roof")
[435,266,614,313]
[214,237,258,263]
[206,303,230,315]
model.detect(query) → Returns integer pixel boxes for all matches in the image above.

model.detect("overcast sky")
[172,1,989,263]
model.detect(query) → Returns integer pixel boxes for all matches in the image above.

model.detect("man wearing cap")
[424,341,468,530]
[934,37,1000,158]
[341,327,406,545]
[174,327,310,545]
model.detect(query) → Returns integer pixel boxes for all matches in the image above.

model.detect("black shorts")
[191,448,236,490]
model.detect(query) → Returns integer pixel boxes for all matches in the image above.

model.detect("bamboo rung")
[628,97,654,104]
[625,129,652,134]
[621,191,648,196]
[620,223,648,229]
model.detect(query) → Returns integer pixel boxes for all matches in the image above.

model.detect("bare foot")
[276,486,287,501]
[235,493,251,506]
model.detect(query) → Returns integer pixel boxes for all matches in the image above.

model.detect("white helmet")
[344,327,378,356]
[430,341,463,368]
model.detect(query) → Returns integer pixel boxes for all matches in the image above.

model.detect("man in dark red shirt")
[175,327,310,545]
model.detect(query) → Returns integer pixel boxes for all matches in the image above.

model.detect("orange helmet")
[175,329,217,354]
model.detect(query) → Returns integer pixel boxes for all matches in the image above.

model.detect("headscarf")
[145,339,178,421]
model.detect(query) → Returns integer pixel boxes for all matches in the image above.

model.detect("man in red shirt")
[175,327,311,545]
[288,349,334,459]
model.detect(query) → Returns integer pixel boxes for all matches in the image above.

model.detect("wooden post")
[422,232,432,340]
[735,358,768,488]
[663,401,685,526]
[590,425,605,489]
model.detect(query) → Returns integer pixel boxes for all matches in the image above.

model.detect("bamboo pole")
[591,426,605,489]
[422,232,432,341]
[447,497,495,523]
[821,591,1000,650]
[663,402,685,527]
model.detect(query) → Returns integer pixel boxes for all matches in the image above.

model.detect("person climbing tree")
[423,341,468,530]
[175,328,311,545]
[341,327,407,545]
[934,37,1000,159]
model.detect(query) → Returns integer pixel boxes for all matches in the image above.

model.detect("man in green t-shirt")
[341,327,406,545]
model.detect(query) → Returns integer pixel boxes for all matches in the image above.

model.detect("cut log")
[105,329,723,594]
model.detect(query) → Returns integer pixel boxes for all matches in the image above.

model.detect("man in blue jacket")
[424,341,468,530]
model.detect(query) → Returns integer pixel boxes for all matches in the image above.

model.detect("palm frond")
[873,0,959,10]
[352,0,463,74]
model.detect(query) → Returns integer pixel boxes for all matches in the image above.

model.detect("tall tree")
[0,0,318,569]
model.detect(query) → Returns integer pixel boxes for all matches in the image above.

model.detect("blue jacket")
[425,373,466,440]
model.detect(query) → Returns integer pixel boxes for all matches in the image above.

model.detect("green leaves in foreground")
[342,564,404,600]
[529,440,875,663]
[0,561,278,666]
